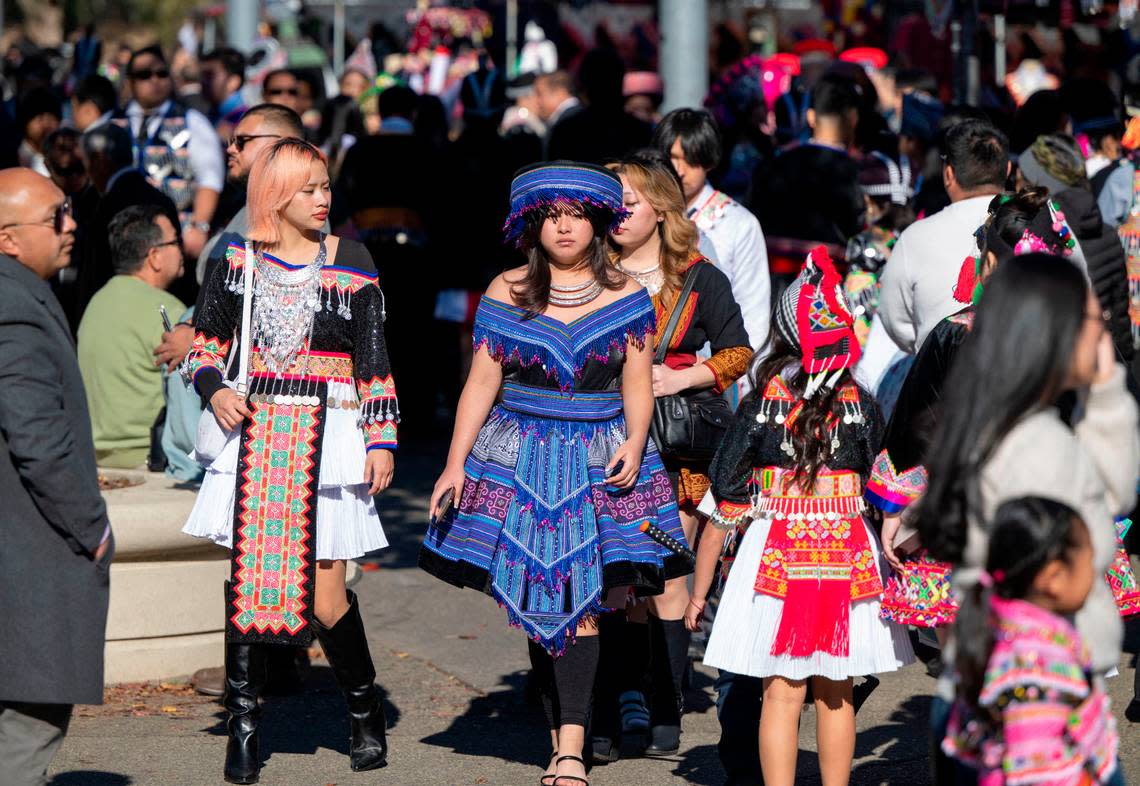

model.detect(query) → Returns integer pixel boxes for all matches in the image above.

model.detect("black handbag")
[649,265,734,463]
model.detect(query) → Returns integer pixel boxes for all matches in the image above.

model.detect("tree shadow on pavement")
[850,694,934,785]
[419,669,551,768]
[49,773,132,785]
[200,665,401,762]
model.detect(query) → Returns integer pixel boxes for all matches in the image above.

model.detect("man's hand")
[154,323,195,371]
[182,226,208,258]
[94,535,112,563]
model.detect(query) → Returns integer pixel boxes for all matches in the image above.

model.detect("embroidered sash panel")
[227,387,327,645]
[753,468,882,658]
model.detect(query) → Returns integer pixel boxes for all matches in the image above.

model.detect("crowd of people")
[4,10,1140,786]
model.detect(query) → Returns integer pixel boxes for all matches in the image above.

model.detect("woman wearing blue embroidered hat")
[420,160,692,786]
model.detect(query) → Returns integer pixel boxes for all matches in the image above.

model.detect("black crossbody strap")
[655,263,701,364]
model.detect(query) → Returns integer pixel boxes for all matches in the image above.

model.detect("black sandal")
[539,752,559,785]
[553,754,589,786]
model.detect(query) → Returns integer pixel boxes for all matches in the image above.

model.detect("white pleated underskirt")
[704,513,914,681]
[182,380,388,561]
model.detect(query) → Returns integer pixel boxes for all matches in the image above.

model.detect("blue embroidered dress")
[419,289,691,654]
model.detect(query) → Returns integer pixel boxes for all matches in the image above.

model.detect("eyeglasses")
[1,198,72,234]
[151,238,181,252]
[129,68,170,81]
[265,87,299,97]
[228,133,282,152]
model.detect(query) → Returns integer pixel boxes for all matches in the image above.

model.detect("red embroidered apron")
[752,467,883,659]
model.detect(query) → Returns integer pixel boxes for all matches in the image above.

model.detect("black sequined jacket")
[708,374,883,528]
[186,237,399,450]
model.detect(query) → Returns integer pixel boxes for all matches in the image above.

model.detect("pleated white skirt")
[704,513,914,681]
[182,381,388,561]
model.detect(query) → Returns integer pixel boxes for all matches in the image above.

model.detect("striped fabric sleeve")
[710,500,752,531]
[864,449,927,514]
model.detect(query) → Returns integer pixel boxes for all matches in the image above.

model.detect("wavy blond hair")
[607,156,699,307]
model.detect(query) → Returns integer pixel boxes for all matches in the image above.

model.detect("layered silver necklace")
[251,236,327,375]
[549,276,602,307]
[614,260,664,296]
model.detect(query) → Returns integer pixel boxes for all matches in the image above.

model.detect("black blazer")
[0,255,111,704]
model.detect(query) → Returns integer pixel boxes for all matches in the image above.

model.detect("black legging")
[527,637,600,729]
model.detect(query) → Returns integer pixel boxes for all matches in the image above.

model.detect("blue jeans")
[715,670,764,785]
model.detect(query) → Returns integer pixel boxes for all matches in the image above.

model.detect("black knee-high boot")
[646,614,690,756]
[223,640,267,784]
[589,612,625,762]
[311,591,388,771]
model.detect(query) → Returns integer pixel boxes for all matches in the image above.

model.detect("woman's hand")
[430,463,466,521]
[210,387,251,431]
[880,514,905,573]
[605,440,643,490]
[684,597,706,632]
[652,363,691,398]
[364,449,395,495]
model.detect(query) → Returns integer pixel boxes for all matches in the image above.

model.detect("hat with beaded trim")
[775,245,862,398]
[503,160,628,248]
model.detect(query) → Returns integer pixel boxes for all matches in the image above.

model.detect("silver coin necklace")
[250,235,327,378]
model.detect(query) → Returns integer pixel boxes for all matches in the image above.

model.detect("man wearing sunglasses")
[118,45,224,262]
[0,167,111,786]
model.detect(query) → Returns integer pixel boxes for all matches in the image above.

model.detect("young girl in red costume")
[699,247,913,786]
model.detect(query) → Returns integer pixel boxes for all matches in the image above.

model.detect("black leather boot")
[223,641,267,784]
[645,615,689,757]
[312,591,388,771]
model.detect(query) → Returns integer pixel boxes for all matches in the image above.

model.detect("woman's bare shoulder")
[485,266,527,302]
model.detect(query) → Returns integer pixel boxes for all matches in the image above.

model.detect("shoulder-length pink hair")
[246,138,329,245]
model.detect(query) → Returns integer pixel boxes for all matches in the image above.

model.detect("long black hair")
[954,496,1085,713]
[510,203,625,316]
[748,334,850,490]
[914,253,1088,564]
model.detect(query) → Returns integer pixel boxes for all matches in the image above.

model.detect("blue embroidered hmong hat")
[504,160,628,247]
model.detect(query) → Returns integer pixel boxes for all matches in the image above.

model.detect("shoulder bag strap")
[654,262,701,364]
[235,241,254,394]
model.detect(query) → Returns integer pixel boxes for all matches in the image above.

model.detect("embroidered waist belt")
[752,467,866,520]
[501,382,623,422]
[251,349,354,381]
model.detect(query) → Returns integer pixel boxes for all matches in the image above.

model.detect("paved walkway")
[50,445,1140,785]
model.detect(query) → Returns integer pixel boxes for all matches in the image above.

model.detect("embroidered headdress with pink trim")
[953,194,1076,306]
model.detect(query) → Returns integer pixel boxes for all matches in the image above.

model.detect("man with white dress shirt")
[653,108,771,355]
[115,45,224,261]
[877,119,1010,354]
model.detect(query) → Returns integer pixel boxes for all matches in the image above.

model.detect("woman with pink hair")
[183,138,396,782]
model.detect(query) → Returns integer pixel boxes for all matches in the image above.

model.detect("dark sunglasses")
[130,68,170,81]
[1,197,72,234]
[229,133,282,152]
[266,87,299,97]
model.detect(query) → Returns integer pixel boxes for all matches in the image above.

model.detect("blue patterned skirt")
[419,382,691,654]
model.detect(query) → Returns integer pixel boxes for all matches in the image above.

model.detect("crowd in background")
[5,4,1140,785]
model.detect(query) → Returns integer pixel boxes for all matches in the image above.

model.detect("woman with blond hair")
[183,138,397,782]
[592,152,751,759]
